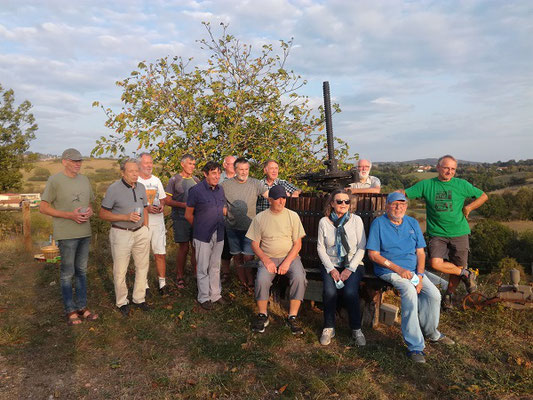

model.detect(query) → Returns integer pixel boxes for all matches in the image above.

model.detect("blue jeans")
[321,266,364,330]
[57,237,91,314]
[380,272,442,352]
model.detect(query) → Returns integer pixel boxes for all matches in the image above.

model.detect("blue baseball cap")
[386,192,407,204]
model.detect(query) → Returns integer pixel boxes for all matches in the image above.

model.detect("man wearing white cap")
[367,192,454,363]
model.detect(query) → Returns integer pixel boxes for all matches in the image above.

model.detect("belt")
[112,225,143,232]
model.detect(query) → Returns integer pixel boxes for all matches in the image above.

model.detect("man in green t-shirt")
[405,155,487,309]
[40,148,98,326]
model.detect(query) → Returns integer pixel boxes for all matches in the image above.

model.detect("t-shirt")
[366,214,426,276]
[165,174,199,220]
[246,208,306,258]
[405,177,484,237]
[137,174,165,226]
[101,179,147,229]
[221,177,268,231]
[348,175,381,189]
[187,179,226,243]
[41,172,94,240]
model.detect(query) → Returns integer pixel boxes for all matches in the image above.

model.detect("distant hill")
[376,158,483,165]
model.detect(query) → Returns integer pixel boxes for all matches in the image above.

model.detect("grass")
[0,233,532,399]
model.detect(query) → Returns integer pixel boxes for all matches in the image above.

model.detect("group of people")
[40,150,487,363]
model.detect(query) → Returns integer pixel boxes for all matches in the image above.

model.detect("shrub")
[470,219,516,273]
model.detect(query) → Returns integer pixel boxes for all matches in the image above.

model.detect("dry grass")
[0,230,532,399]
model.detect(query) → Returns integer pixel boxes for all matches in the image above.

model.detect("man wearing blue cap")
[367,192,454,363]
[246,185,307,335]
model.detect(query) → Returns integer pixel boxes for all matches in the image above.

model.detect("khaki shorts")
[428,235,469,267]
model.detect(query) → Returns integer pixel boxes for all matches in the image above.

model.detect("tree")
[478,194,511,221]
[92,22,351,181]
[0,84,38,191]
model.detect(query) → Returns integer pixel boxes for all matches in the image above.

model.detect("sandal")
[77,308,99,321]
[66,311,82,326]
[176,278,186,289]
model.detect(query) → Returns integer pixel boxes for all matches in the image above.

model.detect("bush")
[28,167,51,182]
[470,219,516,272]
[492,257,527,284]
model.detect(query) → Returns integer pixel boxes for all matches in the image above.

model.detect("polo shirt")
[366,214,426,276]
[187,179,226,243]
[348,175,381,189]
[101,179,147,229]
[165,174,199,220]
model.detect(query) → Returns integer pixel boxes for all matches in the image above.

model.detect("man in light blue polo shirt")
[367,192,454,363]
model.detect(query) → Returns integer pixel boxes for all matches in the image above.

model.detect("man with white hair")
[137,152,168,295]
[368,192,454,363]
[346,159,381,194]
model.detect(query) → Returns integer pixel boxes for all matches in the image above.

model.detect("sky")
[1,0,532,163]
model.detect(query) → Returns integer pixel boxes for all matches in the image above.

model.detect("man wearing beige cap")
[40,148,98,326]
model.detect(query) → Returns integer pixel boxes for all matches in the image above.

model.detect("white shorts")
[148,223,166,255]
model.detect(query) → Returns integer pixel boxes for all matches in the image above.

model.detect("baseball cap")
[61,148,83,161]
[268,185,287,200]
[386,192,407,204]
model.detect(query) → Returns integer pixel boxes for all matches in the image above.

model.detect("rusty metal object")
[462,272,533,311]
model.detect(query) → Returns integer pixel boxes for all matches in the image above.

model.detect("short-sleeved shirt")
[101,179,147,229]
[41,172,94,240]
[256,178,300,213]
[246,208,306,258]
[220,172,234,182]
[366,214,426,276]
[405,177,484,237]
[165,174,199,220]
[187,179,226,243]
[348,175,381,189]
[137,174,166,226]
[221,177,268,231]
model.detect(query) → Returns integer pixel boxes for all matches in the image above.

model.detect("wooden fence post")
[22,200,32,252]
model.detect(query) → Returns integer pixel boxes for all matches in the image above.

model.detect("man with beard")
[221,158,268,290]
[346,159,381,194]
[367,192,454,363]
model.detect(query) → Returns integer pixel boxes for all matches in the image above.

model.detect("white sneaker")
[320,328,335,345]
[352,329,366,346]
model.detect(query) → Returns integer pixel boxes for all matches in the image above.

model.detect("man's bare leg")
[288,299,301,317]
[242,255,254,287]
[233,254,247,286]
[176,242,189,286]
[154,253,167,291]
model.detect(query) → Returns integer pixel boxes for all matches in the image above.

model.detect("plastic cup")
[134,207,142,216]
[335,280,345,289]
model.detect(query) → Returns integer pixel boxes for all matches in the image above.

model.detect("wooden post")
[22,200,32,252]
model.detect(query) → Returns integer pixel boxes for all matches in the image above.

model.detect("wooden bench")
[286,193,392,328]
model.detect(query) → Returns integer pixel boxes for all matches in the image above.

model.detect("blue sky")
[1,0,532,162]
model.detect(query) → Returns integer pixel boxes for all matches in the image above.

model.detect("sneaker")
[352,329,366,346]
[442,293,454,311]
[133,302,150,312]
[407,350,426,363]
[199,301,214,310]
[430,334,455,345]
[286,315,304,335]
[461,268,478,293]
[252,313,269,333]
[158,285,170,296]
[118,304,130,317]
[320,328,335,345]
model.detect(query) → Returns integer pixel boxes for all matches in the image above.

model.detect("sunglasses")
[335,199,350,205]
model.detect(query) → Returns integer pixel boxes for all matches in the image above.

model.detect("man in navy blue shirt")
[185,161,227,310]
[367,192,454,363]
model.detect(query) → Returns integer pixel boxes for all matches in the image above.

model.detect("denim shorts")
[225,228,254,256]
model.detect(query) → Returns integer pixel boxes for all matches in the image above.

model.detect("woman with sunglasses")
[317,189,367,346]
